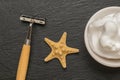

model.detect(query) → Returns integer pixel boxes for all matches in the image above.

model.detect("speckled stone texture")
[0,0,120,80]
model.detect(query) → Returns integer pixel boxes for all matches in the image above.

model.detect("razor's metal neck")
[25,23,33,45]
[20,15,46,45]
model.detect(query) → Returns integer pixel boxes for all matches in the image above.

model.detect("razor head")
[20,15,45,25]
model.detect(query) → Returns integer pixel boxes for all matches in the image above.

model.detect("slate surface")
[0,0,120,80]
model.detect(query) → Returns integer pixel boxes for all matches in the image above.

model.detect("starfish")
[44,32,79,68]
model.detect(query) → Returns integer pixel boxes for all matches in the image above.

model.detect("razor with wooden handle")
[16,15,45,80]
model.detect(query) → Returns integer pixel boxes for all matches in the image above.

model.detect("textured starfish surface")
[44,32,79,68]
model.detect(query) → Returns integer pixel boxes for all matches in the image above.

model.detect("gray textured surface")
[0,0,120,80]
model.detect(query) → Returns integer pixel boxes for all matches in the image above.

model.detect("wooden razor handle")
[16,44,30,80]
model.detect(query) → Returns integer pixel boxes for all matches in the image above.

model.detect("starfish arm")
[59,32,67,44]
[44,52,55,62]
[65,46,79,54]
[58,56,67,68]
[44,38,56,47]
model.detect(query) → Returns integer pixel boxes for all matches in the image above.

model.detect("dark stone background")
[0,0,120,80]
